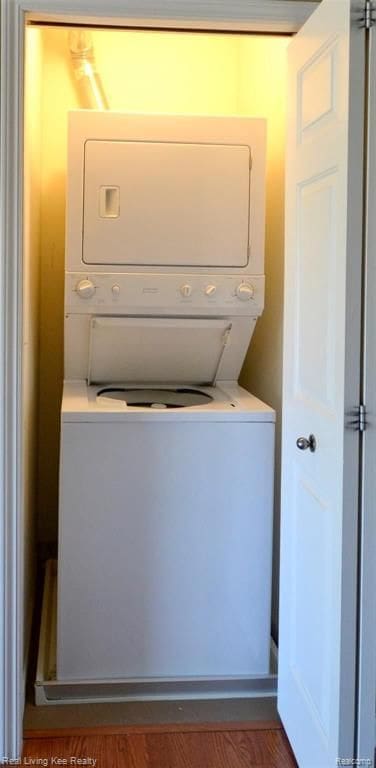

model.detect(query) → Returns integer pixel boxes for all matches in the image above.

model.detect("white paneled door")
[279,1,365,766]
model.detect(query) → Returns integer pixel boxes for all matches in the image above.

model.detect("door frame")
[5,0,365,759]
[356,20,376,764]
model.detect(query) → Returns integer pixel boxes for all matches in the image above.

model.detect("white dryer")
[57,111,275,688]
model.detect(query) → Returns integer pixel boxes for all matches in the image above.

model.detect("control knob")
[76,279,96,299]
[204,285,217,297]
[235,282,254,301]
[180,284,193,298]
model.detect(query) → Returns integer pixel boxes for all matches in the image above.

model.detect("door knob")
[296,434,317,452]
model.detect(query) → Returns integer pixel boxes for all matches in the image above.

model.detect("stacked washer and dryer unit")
[57,111,275,693]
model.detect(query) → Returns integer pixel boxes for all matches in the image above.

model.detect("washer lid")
[88,316,233,385]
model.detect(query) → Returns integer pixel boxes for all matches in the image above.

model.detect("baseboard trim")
[24,719,282,739]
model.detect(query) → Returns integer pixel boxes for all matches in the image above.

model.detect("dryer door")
[82,140,250,268]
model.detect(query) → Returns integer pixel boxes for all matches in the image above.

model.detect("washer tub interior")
[96,387,214,409]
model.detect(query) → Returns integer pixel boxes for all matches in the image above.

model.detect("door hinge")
[359,1,375,29]
[358,404,367,432]
[348,404,367,431]
[359,404,367,432]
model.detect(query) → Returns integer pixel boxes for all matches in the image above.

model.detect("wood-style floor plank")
[22,726,297,768]
[141,730,297,768]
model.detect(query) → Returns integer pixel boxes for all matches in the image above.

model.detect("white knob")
[235,282,254,301]
[180,284,192,298]
[112,284,120,297]
[204,285,217,297]
[76,279,96,299]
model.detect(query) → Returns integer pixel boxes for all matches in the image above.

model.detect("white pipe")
[69,30,109,111]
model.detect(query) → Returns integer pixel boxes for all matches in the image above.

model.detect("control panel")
[66,273,265,316]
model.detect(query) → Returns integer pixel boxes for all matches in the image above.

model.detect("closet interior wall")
[22,27,42,683]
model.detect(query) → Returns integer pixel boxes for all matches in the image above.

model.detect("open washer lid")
[88,316,233,385]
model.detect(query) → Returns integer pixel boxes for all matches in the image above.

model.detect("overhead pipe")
[69,30,109,111]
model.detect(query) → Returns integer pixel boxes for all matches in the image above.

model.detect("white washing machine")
[58,381,274,681]
[57,111,275,687]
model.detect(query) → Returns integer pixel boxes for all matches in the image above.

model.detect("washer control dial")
[235,282,254,301]
[204,285,217,297]
[76,279,96,299]
[112,284,121,297]
[180,284,193,298]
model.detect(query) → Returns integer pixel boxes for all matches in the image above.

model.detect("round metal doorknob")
[296,434,317,452]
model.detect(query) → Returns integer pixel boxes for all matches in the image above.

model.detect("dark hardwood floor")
[23,723,297,767]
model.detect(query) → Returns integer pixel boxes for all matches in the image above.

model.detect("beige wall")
[37,29,80,543]
[35,28,287,621]
[22,27,42,678]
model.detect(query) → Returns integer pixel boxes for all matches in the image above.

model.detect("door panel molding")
[297,35,339,139]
